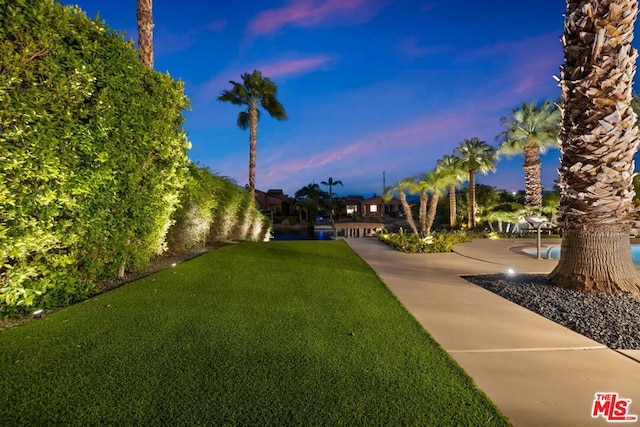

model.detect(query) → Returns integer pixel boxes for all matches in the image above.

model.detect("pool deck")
[345,237,640,427]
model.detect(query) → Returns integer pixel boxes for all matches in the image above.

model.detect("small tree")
[383,180,419,235]
[320,177,343,221]
[455,138,497,228]
[496,101,560,212]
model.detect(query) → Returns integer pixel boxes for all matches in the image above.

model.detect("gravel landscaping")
[463,274,640,350]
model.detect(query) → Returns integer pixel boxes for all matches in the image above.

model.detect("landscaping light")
[33,310,44,318]
[171,263,177,267]
[506,268,516,276]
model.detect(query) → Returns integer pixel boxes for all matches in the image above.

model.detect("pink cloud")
[261,109,480,183]
[156,19,227,56]
[396,36,428,59]
[247,0,386,38]
[259,56,335,79]
[465,32,562,103]
[421,2,439,12]
[200,55,335,101]
[395,36,452,60]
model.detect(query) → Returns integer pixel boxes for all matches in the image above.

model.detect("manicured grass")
[0,241,509,425]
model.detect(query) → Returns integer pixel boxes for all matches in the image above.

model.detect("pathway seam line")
[448,346,608,354]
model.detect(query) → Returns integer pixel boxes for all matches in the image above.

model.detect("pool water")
[271,228,334,241]
[534,245,640,267]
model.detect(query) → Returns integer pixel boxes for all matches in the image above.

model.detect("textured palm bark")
[523,143,542,210]
[425,191,440,235]
[551,230,640,293]
[467,171,476,228]
[398,190,419,235]
[248,104,258,199]
[419,191,428,235]
[137,0,153,68]
[550,0,640,297]
[449,184,457,226]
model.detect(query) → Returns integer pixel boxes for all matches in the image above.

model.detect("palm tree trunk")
[425,191,440,235]
[549,0,640,297]
[249,104,258,199]
[449,183,457,226]
[398,190,419,235]
[550,230,640,293]
[523,143,542,211]
[468,170,476,228]
[137,0,153,68]
[419,191,428,235]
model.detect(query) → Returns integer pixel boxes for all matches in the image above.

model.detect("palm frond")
[237,111,250,129]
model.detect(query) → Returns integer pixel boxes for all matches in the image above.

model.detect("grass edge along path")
[0,241,509,426]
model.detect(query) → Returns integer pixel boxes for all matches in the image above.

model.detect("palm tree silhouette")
[218,70,287,198]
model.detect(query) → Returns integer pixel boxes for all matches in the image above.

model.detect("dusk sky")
[61,0,576,197]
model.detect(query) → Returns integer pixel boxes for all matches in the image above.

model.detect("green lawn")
[0,241,509,426]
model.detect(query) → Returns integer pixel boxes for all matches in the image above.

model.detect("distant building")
[342,195,404,216]
[254,189,295,215]
[256,189,405,218]
[343,195,365,215]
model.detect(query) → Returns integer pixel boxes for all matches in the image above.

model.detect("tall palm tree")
[436,155,467,227]
[321,177,343,221]
[549,0,640,297]
[137,0,153,68]
[496,101,561,212]
[218,70,287,199]
[455,138,497,228]
[383,180,419,235]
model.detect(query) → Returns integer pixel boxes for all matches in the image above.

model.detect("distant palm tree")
[137,0,153,68]
[455,138,497,228]
[497,101,560,211]
[383,180,419,235]
[218,70,287,198]
[436,155,467,227]
[549,0,640,297]
[295,183,326,223]
[402,177,429,235]
[320,177,343,220]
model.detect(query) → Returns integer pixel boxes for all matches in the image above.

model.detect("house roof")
[363,196,403,205]
[254,189,294,209]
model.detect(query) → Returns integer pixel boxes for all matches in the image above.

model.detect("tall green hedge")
[0,1,190,314]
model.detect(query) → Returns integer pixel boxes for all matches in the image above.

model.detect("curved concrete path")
[345,237,640,427]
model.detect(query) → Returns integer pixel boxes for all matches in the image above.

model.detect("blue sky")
[62,0,570,197]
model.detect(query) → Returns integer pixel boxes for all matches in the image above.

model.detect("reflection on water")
[271,228,334,241]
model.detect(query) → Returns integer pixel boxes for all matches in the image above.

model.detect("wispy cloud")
[465,32,562,102]
[420,2,440,13]
[246,0,387,38]
[198,54,336,102]
[156,19,227,56]
[259,55,336,79]
[395,36,451,59]
[260,108,481,183]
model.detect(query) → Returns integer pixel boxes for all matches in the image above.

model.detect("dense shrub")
[167,165,271,252]
[166,164,218,253]
[378,230,473,254]
[0,1,190,315]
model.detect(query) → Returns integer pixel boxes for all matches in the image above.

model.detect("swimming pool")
[527,244,640,267]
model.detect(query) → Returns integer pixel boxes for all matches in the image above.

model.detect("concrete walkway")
[345,237,640,427]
